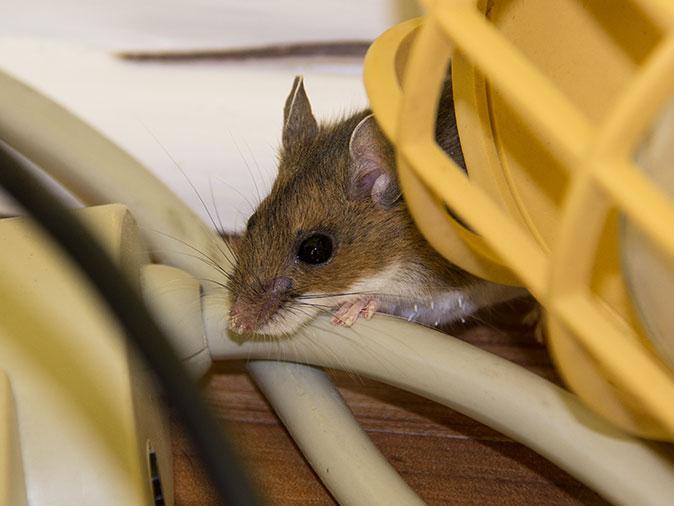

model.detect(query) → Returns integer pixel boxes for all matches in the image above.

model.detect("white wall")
[0,1,421,224]
[0,40,375,227]
[0,0,420,50]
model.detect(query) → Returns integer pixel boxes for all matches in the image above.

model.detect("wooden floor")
[172,302,610,505]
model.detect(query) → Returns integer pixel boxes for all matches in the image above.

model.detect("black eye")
[297,233,333,265]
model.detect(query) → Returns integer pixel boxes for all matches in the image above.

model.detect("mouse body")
[226,76,524,336]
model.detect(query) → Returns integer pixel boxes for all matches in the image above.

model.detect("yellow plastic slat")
[363,18,423,141]
[590,35,674,160]
[403,141,547,295]
[637,0,674,28]
[434,3,594,167]
[394,14,537,287]
[595,160,674,260]
[555,291,674,433]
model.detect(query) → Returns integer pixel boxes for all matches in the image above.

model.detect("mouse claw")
[363,299,377,320]
[331,302,358,326]
[331,299,378,327]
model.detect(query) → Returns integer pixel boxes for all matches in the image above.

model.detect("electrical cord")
[0,141,261,506]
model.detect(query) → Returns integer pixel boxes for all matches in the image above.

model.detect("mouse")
[225,75,527,336]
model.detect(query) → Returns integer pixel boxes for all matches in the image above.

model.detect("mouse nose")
[268,276,292,295]
[228,277,293,334]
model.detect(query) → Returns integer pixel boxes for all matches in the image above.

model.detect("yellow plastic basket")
[364,0,674,440]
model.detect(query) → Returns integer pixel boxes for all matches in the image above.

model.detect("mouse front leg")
[331,298,378,326]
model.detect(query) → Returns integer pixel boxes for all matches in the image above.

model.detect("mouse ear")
[347,114,400,208]
[283,76,318,149]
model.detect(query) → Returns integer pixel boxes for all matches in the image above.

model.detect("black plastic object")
[148,447,165,506]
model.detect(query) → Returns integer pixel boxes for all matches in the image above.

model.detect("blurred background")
[0,0,420,230]
[3,2,658,504]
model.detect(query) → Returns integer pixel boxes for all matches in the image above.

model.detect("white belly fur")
[346,261,527,327]
[380,284,527,326]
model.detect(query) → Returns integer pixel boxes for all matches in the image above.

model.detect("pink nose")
[269,276,291,294]
[229,277,292,334]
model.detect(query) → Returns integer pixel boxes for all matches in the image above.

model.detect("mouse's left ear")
[347,114,401,208]
[283,76,318,149]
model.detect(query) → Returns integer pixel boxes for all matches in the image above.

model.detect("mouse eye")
[297,233,333,265]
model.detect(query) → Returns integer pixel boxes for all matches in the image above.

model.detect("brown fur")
[227,76,478,333]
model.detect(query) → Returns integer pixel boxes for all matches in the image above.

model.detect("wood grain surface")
[172,302,610,505]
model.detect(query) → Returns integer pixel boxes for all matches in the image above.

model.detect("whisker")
[297,290,414,301]
[285,306,358,376]
[228,129,262,204]
[138,120,222,233]
[294,301,334,310]
[295,297,435,380]
[213,173,260,218]
[145,228,234,278]
[198,278,231,290]
[147,248,234,283]
[208,176,226,234]
[242,137,270,195]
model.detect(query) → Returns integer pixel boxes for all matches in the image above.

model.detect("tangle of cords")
[0,140,261,506]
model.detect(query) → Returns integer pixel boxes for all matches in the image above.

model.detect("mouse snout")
[269,276,292,295]
[229,276,293,334]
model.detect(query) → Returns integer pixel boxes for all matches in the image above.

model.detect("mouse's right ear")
[283,76,318,149]
[347,114,401,208]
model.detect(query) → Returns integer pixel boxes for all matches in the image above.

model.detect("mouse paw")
[331,299,378,327]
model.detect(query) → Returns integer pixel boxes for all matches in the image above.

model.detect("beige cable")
[203,294,674,506]
[0,69,422,505]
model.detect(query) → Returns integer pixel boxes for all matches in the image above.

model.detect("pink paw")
[331,299,378,327]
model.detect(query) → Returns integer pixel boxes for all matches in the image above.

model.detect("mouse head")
[228,76,421,336]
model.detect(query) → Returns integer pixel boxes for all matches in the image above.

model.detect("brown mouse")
[226,75,525,336]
